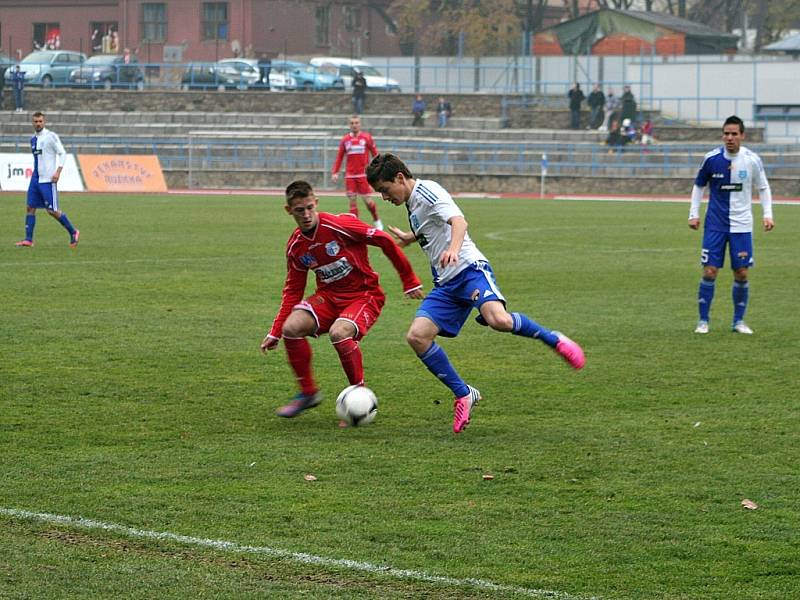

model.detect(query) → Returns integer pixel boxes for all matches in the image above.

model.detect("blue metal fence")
[3,135,795,178]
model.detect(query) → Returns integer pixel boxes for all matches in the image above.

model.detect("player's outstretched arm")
[387,225,416,247]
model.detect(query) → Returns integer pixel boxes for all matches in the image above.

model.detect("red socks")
[282,337,317,395]
[332,337,364,386]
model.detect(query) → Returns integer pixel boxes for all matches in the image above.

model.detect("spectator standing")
[411,95,426,127]
[567,83,585,129]
[11,65,25,112]
[259,57,271,90]
[599,88,619,132]
[587,84,605,129]
[621,85,637,123]
[435,96,452,128]
[352,69,367,114]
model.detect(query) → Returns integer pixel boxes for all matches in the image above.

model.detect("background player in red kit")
[261,180,424,418]
[331,115,383,230]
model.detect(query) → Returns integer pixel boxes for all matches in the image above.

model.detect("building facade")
[0,0,399,62]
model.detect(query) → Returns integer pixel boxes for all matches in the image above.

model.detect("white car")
[215,58,295,90]
[309,57,400,92]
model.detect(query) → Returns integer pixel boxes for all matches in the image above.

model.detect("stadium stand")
[0,90,797,196]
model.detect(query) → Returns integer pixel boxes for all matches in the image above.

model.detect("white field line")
[0,255,256,268]
[0,507,598,600]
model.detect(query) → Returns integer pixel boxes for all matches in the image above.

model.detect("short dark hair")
[366,153,413,188]
[723,115,745,133]
[285,180,314,203]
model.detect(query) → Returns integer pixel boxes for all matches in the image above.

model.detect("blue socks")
[510,312,559,347]
[698,277,715,322]
[732,280,749,323]
[24,214,36,241]
[698,277,749,324]
[418,342,469,399]
[57,212,76,235]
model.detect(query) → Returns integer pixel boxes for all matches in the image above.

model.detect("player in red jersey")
[261,180,424,419]
[331,115,383,230]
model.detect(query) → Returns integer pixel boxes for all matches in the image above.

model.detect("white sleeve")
[754,154,773,220]
[689,185,704,220]
[759,184,773,220]
[52,133,67,168]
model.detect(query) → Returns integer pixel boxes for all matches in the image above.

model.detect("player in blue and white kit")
[366,153,585,433]
[15,112,80,248]
[689,115,774,335]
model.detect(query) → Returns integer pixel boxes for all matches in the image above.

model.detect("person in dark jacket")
[621,85,637,123]
[567,83,585,129]
[587,84,606,129]
[411,95,426,127]
[352,69,367,114]
[12,65,25,112]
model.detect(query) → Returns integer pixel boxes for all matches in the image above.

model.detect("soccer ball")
[335,385,378,426]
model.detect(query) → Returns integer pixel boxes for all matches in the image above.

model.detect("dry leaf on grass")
[304,474,317,482]
[741,498,758,510]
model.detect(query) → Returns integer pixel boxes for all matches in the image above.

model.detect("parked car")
[271,60,344,91]
[180,59,294,90]
[4,50,86,87]
[309,57,401,92]
[68,54,144,89]
[0,53,12,85]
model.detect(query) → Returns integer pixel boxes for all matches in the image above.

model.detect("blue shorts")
[701,230,753,270]
[27,179,60,211]
[416,260,506,338]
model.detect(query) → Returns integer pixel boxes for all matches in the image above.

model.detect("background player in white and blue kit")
[689,115,773,335]
[14,112,80,248]
[367,153,585,433]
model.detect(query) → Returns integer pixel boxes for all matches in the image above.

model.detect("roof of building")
[763,32,800,53]
[543,9,738,55]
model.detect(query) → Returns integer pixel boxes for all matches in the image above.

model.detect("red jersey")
[269,212,421,339]
[331,131,378,178]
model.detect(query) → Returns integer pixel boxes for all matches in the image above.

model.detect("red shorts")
[296,291,385,340]
[345,176,373,196]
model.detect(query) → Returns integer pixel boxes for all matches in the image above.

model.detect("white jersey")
[691,145,772,233]
[31,127,66,183]
[407,179,487,285]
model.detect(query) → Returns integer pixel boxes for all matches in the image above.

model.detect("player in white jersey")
[366,153,585,433]
[689,115,774,335]
[15,112,80,248]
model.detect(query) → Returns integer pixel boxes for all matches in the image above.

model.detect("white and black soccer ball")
[335,385,378,426]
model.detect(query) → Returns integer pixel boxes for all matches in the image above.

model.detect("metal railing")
[4,135,796,182]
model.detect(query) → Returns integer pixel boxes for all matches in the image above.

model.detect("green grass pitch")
[1,193,798,599]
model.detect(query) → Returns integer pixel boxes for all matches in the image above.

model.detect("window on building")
[315,6,330,46]
[90,22,119,54]
[343,7,361,32]
[202,2,228,41]
[33,23,60,50]
[141,3,166,43]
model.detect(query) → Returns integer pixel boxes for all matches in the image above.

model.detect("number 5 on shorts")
[700,248,709,265]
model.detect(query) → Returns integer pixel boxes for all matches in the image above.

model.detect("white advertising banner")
[0,153,84,191]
